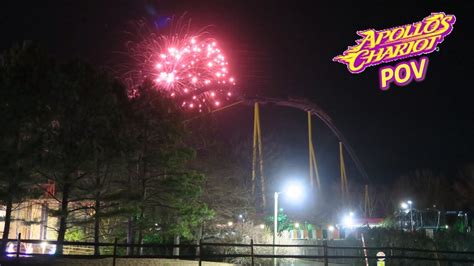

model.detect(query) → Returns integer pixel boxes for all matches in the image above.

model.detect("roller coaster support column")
[308,111,321,191]
[252,102,266,209]
[339,142,350,205]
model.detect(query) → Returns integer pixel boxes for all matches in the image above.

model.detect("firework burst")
[124,18,236,112]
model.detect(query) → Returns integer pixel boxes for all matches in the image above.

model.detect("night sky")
[1,1,473,186]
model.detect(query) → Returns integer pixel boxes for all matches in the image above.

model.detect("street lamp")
[273,183,303,265]
[401,202,408,210]
[407,200,414,231]
[400,200,414,231]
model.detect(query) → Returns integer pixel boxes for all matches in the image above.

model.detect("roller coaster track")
[185,96,370,183]
[242,96,370,183]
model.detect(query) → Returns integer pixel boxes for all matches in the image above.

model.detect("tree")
[118,81,211,254]
[191,137,255,225]
[0,43,53,255]
[73,76,128,255]
[38,60,128,254]
[1,43,212,255]
[453,164,474,211]
[391,169,451,210]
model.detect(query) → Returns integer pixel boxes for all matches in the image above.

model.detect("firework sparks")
[125,20,236,112]
[153,36,235,110]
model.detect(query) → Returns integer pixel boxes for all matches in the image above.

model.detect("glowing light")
[159,72,167,80]
[401,202,409,209]
[124,22,236,111]
[328,225,335,232]
[49,244,56,255]
[343,215,354,227]
[41,242,47,254]
[294,222,300,228]
[285,183,303,200]
[227,221,233,226]
[6,243,14,257]
[259,224,265,229]
[166,73,175,83]
[25,244,33,255]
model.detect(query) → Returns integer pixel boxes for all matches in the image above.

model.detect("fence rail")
[4,235,474,265]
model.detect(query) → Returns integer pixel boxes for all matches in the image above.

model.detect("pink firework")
[124,20,236,112]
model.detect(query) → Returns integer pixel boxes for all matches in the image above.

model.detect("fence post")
[198,238,202,266]
[250,239,254,266]
[16,233,21,258]
[112,238,118,266]
[173,235,180,258]
[323,240,328,266]
[390,248,393,264]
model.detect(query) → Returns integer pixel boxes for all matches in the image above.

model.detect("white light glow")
[401,202,409,209]
[285,183,303,200]
[41,242,47,254]
[343,214,354,227]
[49,244,56,255]
[6,243,15,257]
[25,244,33,255]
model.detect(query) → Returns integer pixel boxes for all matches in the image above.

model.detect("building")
[0,199,59,241]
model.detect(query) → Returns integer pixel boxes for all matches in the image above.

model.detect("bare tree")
[453,164,474,210]
[391,169,451,210]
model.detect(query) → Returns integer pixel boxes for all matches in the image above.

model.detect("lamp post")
[400,201,414,232]
[273,191,280,265]
[407,200,413,232]
[400,202,408,231]
[273,184,303,266]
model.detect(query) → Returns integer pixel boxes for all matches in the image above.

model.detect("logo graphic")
[333,13,456,90]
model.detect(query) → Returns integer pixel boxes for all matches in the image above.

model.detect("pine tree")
[0,43,53,255]
[38,60,128,254]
